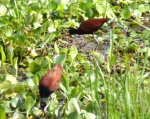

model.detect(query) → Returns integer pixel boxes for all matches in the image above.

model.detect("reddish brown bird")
[69,18,107,35]
[39,64,62,112]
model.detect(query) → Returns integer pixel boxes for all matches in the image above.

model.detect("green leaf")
[33,22,41,29]
[48,1,58,11]
[47,26,56,33]
[133,9,142,18]
[18,35,26,44]
[139,47,150,57]
[45,33,56,43]
[84,112,96,119]
[0,80,12,94]
[41,57,51,70]
[87,0,93,4]
[0,4,7,16]
[67,98,80,118]
[60,48,68,54]
[10,0,15,5]
[85,8,93,18]
[0,105,5,119]
[69,45,78,61]
[24,96,36,117]
[0,45,6,62]
[12,57,18,77]
[27,75,39,87]
[55,54,66,64]
[26,14,34,25]
[73,99,80,115]
[5,74,17,84]
[95,3,103,14]
[11,97,20,108]
[6,42,14,63]
[12,112,25,119]
[93,51,104,64]
[5,28,13,37]
[121,6,131,19]
[29,3,40,11]
[14,85,25,93]
[30,62,41,74]
[54,42,59,53]
[140,30,150,40]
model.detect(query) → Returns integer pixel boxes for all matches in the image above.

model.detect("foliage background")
[0,0,150,119]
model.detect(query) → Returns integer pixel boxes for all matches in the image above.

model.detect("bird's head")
[68,27,79,35]
[40,98,47,112]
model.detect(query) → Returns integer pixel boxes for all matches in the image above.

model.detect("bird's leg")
[93,33,99,50]
[44,102,50,112]
[44,96,54,112]
[93,33,99,44]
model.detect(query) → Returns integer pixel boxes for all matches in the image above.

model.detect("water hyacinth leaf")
[73,99,80,115]
[61,0,70,4]
[30,62,41,74]
[12,112,25,119]
[55,54,66,64]
[18,35,26,44]
[96,3,103,14]
[12,57,18,77]
[93,51,104,64]
[133,9,142,18]
[29,3,40,11]
[26,77,37,87]
[11,97,20,108]
[85,8,93,18]
[14,85,25,93]
[0,105,5,119]
[121,6,131,19]
[5,28,13,37]
[54,19,62,28]
[24,96,36,117]
[47,26,56,33]
[140,29,150,40]
[54,42,59,53]
[30,49,38,58]
[33,22,41,29]
[0,4,7,16]
[26,14,34,25]
[41,57,51,69]
[6,42,14,63]
[84,112,96,119]
[60,48,68,54]
[67,98,80,118]
[45,33,56,43]
[48,1,58,11]
[69,45,78,61]
[0,80,12,94]
[138,47,150,58]
[87,0,93,4]
[31,107,41,116]
[0,45,6,62]
[67,98,77,112]
[5,74,17,84]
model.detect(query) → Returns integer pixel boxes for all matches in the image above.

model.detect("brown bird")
[69,18,107,42]
[39,64,62,112]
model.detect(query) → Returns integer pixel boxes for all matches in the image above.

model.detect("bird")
[39,64,62,112]
[69,18,107,42]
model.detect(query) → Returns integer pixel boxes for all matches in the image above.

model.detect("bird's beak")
[68,35,71,40]
[40,98,47,116]
[40,98,46,110]
[41,111,45,117]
